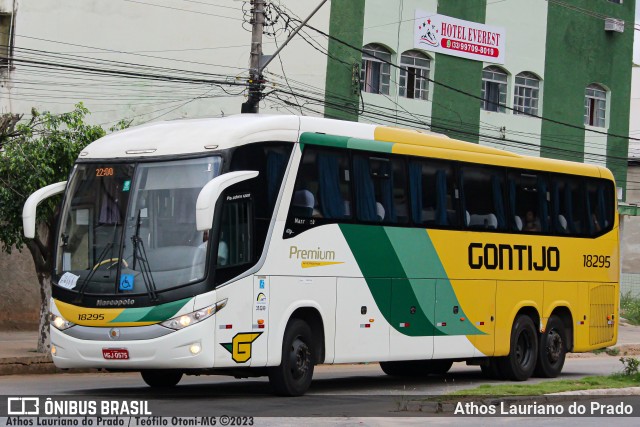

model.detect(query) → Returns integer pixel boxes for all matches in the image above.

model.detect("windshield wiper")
[131,209,158,301]
[74,242,113,303]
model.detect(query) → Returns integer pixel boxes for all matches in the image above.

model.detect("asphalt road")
[0,356,635,418]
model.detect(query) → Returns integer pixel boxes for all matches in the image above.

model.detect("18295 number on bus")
[583,254,611,268]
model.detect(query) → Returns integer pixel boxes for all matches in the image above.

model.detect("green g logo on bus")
[221,332,263,363]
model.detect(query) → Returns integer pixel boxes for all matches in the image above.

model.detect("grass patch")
[448,373,640,396]
[620,292,640,325]
[592,347,620,356]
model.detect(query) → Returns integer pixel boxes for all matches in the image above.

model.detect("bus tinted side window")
[507,171,549,233]
[550,175,586,236]
[585,178,614,236]
[408,159,459,227]
[290,147,352,220]
[352,154,407,224]
[461,165,507,231]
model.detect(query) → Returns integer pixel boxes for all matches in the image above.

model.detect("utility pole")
[242,0,328,114]
[241,0,266,114]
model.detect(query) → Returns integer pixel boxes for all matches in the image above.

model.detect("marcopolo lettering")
[468,243,560,271]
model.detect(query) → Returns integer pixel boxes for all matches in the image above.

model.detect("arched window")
[513,72,540,116]
[481,66,508,113]
[361,44,391,95]
[584,84,607,128]
[399,50,431,100]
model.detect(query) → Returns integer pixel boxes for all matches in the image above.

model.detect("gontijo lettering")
[468,243,560,271]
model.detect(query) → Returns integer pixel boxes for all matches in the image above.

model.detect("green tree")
[0,104,128,352]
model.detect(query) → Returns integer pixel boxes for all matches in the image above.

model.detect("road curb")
[0,356,99,376]
[0,355,58,376]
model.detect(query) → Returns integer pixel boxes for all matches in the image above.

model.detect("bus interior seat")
[514,215,523,231]
[469,213,498,229]
[376,202,385,221]
[291,190,314,217]
[558,214,568,232]
[465,211,470,226]
[344,200,351,216]
[422,208,436,222]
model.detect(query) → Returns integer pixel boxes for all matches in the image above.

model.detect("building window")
[399,51,430,100]
[584,84,607,128]
[0,13,12,67]
[361,44,391,95]
[513,72,540,116]
[481,66,508,113]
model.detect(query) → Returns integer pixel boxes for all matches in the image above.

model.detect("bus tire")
[379,361,414,376]
[534,315,567,378]
[380,360,453,376]
[498,314,538,381]
[140,370,182,387]
[480,358,505,379]
[268,319,315,396]
[424,360,453,375]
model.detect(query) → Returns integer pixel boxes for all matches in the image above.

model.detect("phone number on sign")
[441,38,499,57]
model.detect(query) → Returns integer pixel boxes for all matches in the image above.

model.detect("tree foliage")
[0,103,128,351]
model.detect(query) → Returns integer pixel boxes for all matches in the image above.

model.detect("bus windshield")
[55,156,222,296]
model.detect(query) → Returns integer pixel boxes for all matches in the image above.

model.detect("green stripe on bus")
[346,138,394,153]
[299,132,350,148]
[111,298,191,323]
[339,224,481,337]
[338,224,441,337]
[299,133,394,154]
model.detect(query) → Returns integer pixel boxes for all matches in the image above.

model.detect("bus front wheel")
[268,319,315,396]
[498,314,538,381]
[140,370,183,387]
[534,315,567,378]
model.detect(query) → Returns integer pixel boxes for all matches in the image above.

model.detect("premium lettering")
[289,246,335,261]
[468,243,559,271]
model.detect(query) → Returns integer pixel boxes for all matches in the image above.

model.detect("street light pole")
[241,0,266,114]
[241,0,329,114]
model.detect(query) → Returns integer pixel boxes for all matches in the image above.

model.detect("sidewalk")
[1,323,639,376]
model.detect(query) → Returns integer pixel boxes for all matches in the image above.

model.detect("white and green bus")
[24,115,619,396]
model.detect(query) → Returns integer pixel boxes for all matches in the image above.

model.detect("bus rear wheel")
[498,314,538,381]
[140,370,183,388]
[534,315,567,378]
[268,319,315,396]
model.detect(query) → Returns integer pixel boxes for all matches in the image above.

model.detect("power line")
[291,16,640,143]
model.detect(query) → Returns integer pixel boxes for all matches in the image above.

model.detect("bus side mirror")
[22,181,67,238]
[196,171,259,231]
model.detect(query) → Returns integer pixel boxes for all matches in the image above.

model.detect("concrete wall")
[0,248,39,330]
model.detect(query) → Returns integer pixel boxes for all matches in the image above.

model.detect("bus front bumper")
[50,316,216,370]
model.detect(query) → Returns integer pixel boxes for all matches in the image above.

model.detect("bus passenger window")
[586,179,613,236]
[550,177,585,236]
[461,165,507,231]
[408,160,458,227]
[289,148,351,221]
[353,154,407,224]
[507,171,549,233]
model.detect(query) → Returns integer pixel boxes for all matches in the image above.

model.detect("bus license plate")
[102,349,129,360]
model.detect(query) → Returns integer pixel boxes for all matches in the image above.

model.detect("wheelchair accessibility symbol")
[119,274,134,291]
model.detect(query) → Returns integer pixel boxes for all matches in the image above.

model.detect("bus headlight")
[49,313,75,331]
[161,299,227,330]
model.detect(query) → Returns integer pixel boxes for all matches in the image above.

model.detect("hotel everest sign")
[414,11,506,64]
